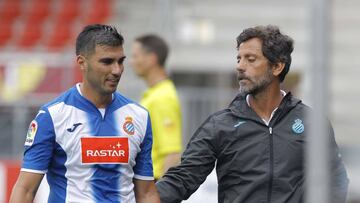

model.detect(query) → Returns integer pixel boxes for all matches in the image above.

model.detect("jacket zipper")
[267,127,274,203]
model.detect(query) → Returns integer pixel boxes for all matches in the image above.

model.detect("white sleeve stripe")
[134,174,154,181]
[21,168,47,174]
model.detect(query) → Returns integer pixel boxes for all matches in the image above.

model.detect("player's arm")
[134,179,160,203]
[11,108,54,203]
[10,171,44,203]
[133,113,159,202]
[156,116,217,202]
[163,153,181,174]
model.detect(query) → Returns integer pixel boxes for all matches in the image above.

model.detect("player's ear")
[272,62,285,77]
[77,55,87,71]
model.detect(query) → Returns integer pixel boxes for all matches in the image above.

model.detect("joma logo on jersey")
[81,137,129,164]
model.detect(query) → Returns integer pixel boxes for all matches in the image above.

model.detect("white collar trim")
[246,90,287,126]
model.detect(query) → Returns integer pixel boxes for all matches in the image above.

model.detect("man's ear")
[272,62,285,77]
[148,52,158,66]
[77,55,87,71]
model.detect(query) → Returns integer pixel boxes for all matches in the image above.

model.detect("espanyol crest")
[292,119,304,134]
[123,116,135,135]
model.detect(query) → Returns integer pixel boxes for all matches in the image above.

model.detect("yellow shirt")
[140,79,182,179]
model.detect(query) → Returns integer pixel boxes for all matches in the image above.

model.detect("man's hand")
[9,171,44,203]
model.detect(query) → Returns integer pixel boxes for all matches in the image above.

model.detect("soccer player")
[156,25,349,203]
[130,35,182,180]
[10,24,160,203]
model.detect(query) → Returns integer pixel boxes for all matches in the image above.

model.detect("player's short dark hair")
[236,25,294,82]
[135,34,169,67]
[76,24,124,56]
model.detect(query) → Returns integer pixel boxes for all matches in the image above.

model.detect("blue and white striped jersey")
[22,84,154,203]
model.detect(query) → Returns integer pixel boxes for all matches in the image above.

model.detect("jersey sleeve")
[150,99,182,155]
[133,114,154,180]
[21,107,55,174]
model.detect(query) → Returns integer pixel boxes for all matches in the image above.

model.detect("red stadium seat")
[84,0,112,24]
[26,0,52,24]
[56,0,80,23]
[46,22,73,51]
[0,0,21,23]
[17,22,43,48]
[0,21,13,47]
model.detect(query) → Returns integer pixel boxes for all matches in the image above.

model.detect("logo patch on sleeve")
[25,120,38,146]
[123,116,135,135]
[81,137,129,164]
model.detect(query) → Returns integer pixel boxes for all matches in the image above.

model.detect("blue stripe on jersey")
[87,106,121,202]
[47,143,67,203]
[133,115,154,177]
[91,165,121,202]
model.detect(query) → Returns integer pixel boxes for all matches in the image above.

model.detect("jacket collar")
[228,92,302,123]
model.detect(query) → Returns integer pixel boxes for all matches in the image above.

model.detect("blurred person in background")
[10,24,160,203]
[156,25,349,203]
[131,34,182,181]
